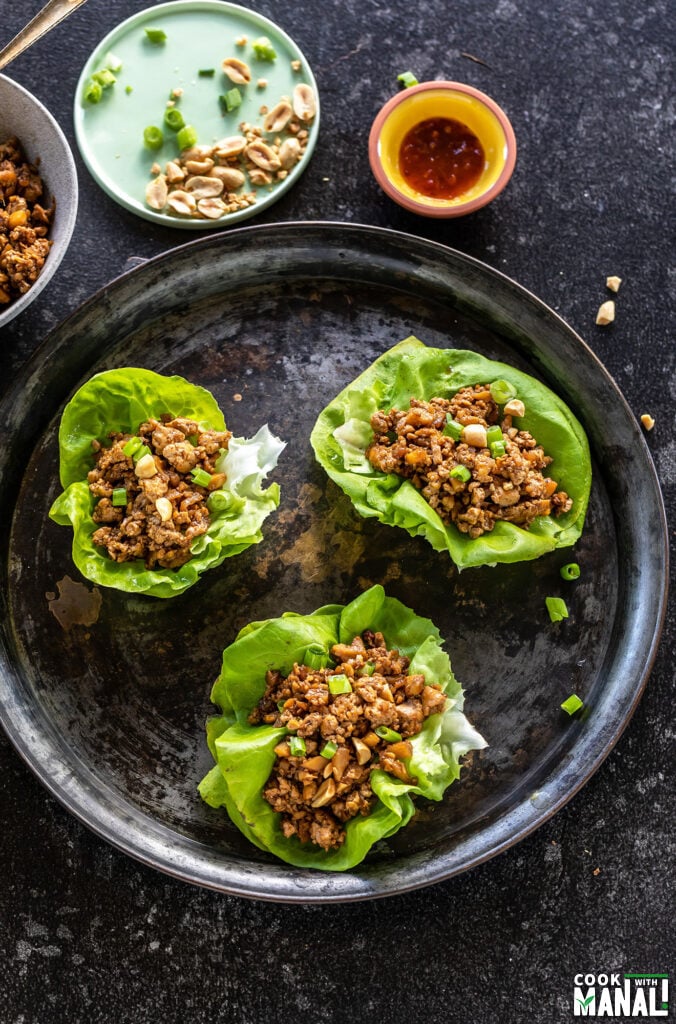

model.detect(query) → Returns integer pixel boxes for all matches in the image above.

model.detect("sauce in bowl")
[398,116,484,200]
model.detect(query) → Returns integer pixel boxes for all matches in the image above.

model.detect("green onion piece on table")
[164,108,185,131]
[486,425,503,445]
[106,52,123,72]
[449,465,471,482]
[145,27,167,44]
[143,126,164,150]
[122,436,143,458]
[220,88,242,113]
[198,68,215,76]
[176,124,197,150]
[490,379,518,404]
[546,596,569,622]
[397,71,419,88]
[443,416,463,440]
[560,693,584,715]
[328,674,352,695]
[320,741,337,759]
[490,440,507,459]
[560,562,581,581]
[125,85,133,95]
[289,736,307,757]
[111,487,128,507]
[375,726,403,743]
[191,467,213,488]
[92,68,116,88]
[83,80,103,104]
[303,644,328,669]
[252,36,277,61]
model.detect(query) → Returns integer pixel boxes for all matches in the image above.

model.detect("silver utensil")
[0,0,89,72]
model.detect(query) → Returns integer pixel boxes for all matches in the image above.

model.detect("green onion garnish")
[320,741,337,759]
[375,726,403,743]
[490,379,518,404]
[111,487,128,507]
[106,52,123,73]
[276,700,287,712]
[359,661,376,677]
[220,88,242,112]
[143,125,164,150]
[198,68,216,76]
[560,562,581,581]
[443,416,463,440]
[546,596,569,622]
[490,440,507,459]
[303,644,328,669]
[92,68,117,88]
[134,444,152,462]
[486,425,503,445]
[252,36,277,61]
[328,674,352,695]
[397,71,419,88]
[145,27,167,44]
[83,80,103,104]
[164,107,185,131]
[176,124,197,150]
[560,693,584,715]
[289,736,307,757]
[450,465,471,482]
[122,436,143,458]
[125,85,134,95]
[191,467,213,488]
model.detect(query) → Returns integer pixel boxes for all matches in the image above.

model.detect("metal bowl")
[0,74,78,329]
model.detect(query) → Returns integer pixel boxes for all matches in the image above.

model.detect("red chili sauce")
[399,117,485,200]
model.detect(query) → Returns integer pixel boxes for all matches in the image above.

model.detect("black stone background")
[0,1,673,1021]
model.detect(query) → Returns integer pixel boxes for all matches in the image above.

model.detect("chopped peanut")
[606,275,622,292]
[640,414,655,431]
[596,300,615,325]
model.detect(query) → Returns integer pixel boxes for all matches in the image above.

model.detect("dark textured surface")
[0,0,673,1019]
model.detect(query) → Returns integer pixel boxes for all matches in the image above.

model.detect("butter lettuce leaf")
[49,368,284,598]
[198,584,486,871]
[310,337,591,570]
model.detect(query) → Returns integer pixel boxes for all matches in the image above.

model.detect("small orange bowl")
[368,81,517,217]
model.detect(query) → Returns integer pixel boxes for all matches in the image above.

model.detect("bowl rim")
[368,80,517,218]
[0,73,78,329]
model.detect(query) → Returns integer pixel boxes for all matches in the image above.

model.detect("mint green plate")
[73,1,320,228]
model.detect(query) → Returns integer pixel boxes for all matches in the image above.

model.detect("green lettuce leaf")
[49,368,284,598]
[198,584,486,871]
[310,337,592,570]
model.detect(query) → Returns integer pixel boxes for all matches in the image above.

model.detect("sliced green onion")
[191,467,213,488]
[198,68,215,77]
[490,440,507,459]
[145,27,167,44]
[122,436,143,458]
[143,125,164,150]
[252,36,277,61]
[276,700,287,712]
[561,693,584,715]
[83,80,103,104]
[176,124,197,150]
[450,465,471,482]
[546,596,569,622]
[328,674,352,695]
[443,416,463,440]
[320,741,337,759]
[303,644,328,669]
[125,85,134,95]
[397,71,419,88]
[375,726,403,743]
[111,487,128,507]
[359,661,376,677]
[92,68,117,88]
[560,562,581,581]
[490,379,518,405]
[289,736,307,757]
[164,107,185,131]
[134,444,152,462]
[220,88,242,112]
[486,425,503,445]
[106,52,123,72]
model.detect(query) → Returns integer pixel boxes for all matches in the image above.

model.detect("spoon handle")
[0,0,89,72]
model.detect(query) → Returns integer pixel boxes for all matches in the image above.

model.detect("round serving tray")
[0,223,667,902]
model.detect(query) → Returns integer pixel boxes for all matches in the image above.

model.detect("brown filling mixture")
[249,631,448,851]
[367,385,572,539]
[88,415,231,569]
[0,136,53,306]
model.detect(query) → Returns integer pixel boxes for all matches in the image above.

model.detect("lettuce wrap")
[310,337,591,570]
[49,368,284,598]
[198,585,486,871]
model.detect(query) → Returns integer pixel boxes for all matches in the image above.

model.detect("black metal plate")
[0,223,667,902]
